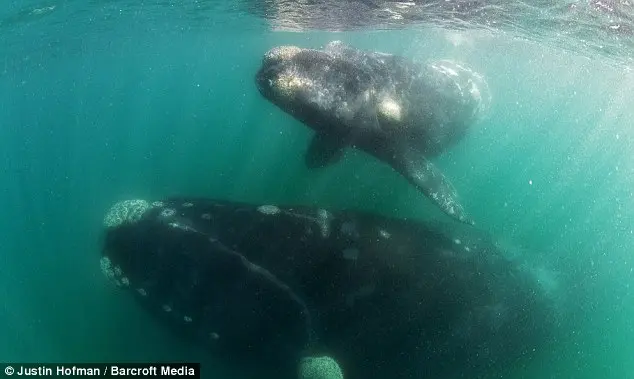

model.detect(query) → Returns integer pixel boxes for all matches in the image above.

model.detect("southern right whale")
[100,197,560,379]
[256,41,491,225]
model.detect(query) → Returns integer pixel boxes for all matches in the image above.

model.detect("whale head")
[256,44,377,133]
[100,199,314,374]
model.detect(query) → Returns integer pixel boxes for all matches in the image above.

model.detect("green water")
[0,2,632,378]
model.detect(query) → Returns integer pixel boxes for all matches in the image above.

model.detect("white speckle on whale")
[201,213,211,220]
[210,332,220,340]
[121,277,130,286]
[162,305,172,312]
[182,202,194,208]
[152,201,164,207]
[454,239,462,245]
[257,205,280,215]
[136,288,147,297]
[184,316,192,323]
[414,171,428,182]
[160,208,176,218]
[100,256,115,280]
[167,222,198,233]
[317,209,331,238]
[379,229,391,239]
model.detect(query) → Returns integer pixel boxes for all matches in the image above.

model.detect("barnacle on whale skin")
[265,45,302,62]
[103,199,152,228]
[299,356,344,379]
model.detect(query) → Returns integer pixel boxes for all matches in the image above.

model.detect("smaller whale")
[100,197,560,379]
[255,41,491,225]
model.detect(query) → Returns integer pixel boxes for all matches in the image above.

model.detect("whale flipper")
[393,144,473,225]
[305,132,347,169]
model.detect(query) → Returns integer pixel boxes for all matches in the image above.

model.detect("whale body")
[256,41,491,225]
[100,197,559,379]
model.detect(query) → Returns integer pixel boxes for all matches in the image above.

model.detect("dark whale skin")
[100,197,560,379]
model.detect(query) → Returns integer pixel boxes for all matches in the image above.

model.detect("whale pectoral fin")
[395,146,474,225]
[305,133,347,169]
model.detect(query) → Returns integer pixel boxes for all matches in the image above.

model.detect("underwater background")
[0,0,633,378]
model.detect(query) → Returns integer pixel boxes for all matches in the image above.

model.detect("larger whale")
[100,197,560,379]
[255,41,491,225]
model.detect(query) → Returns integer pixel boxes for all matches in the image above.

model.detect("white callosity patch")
[317,209,331,238]
[103,199,151,228]
[183,316,193,323]
[257,205,281,215]
[299,356,344,379]
[160,208,176,218]
[100,257,115,282]
[265,46,302,62]
[182,202,193,208]
[162,305,172,312]
[379,229,391,239]
[152,201,164,208]
[136,288,147,297]
[100,256,129,287]
[201,213,212,220]
[274,73,314,99]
